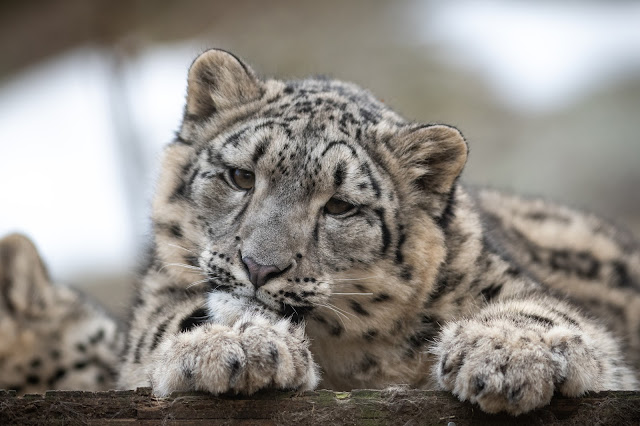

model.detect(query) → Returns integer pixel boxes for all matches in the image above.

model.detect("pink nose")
[242,256,283,289]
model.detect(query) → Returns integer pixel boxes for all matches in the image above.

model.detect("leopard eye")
[324,197,355,215]
[230,168,255,190]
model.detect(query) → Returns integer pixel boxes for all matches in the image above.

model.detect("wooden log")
[1,388,639,425]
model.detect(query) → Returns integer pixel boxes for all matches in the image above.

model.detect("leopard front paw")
[149,315,319,396]
[432,320,566,415]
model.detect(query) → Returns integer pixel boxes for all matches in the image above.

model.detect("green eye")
[230,168,255,190]
[324,197,355,215]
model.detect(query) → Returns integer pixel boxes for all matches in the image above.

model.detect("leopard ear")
[394,124,468,195]
[185,49,264,119]
[0,233,53,315]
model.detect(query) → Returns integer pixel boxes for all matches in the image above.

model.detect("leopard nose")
[242,256,283,289]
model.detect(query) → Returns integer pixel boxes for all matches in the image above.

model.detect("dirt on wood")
[1,387,639,425]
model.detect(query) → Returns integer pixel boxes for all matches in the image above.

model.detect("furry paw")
[432,319,571,415]
[149,314,319,396]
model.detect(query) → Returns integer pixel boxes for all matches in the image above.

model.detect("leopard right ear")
[185,49,264,120]
[0,233,53,315]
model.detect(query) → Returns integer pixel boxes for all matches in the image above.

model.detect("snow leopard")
[0,233,122,395]
[119,49,640,415]
[108,49,639,414]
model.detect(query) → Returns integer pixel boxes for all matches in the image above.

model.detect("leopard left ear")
[185,49,264,120]
[394,124,468,195]
[0,233,53,315]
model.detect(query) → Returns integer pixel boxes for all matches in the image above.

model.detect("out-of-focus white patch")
[0,44,197,281]
[0,49,133,278]
[412,0,640,112]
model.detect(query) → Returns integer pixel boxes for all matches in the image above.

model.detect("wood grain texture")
[1,388,639,425]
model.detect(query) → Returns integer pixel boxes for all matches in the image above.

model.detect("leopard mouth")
[205,277,314,323]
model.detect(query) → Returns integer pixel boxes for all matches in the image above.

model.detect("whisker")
[323,302,357,319]
[313,303,348,327]
[158,262,204,273]
[331,276,381,282]
[186,278,214,289]
[167,243,199,257]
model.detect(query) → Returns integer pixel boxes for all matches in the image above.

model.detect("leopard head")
[151,49,467,333]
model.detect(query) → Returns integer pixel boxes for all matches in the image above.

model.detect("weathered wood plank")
[1,388,639,425]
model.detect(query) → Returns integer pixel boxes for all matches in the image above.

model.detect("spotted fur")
[117,49,640,414]
[0,234,121,394]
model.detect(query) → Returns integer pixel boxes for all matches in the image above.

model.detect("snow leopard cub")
[119,49,640,415]
[0,234,122,394]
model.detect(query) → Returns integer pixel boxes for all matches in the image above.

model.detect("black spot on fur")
[406,317,439,357]
[395,227,406,264]
[363,329,378,341]
[89,329,105,345]
[575,251,601,279]
[428,270,456,303]
[508,386,523,402]
[26,375,40,385]
[440,354,450,376]
[334,161,346,187]
[373,208,391,254]
[350,300,370,316]
[353,283,367,292]
[313,222,320,243]
[361,163,381,198]
[74,361,88,370]
[223,127,250,148]
[520,313,555,328]
[400,266,413,281]
[30,358,42,369]
[444,350,467,376]
[252,139,270,164]
[372,293,391,303]
[321,140,359,159]
[611,261,633,288]
[239,321,253,333]
[268,343,279,364]
[169,224,183,239]
[133,331,147,364]
[549,308,580,327]
[47,368,67,387]
[480,283,502,302]
[229,358,241,375]
[150,316,174,351]
[360,354,378,373]
[329,324,344,337]
[179,308,210,333]
[436,185,457,229]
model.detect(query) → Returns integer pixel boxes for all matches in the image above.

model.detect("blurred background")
[1,0,639,318]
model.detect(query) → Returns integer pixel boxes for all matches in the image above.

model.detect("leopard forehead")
[193,78,411,206]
